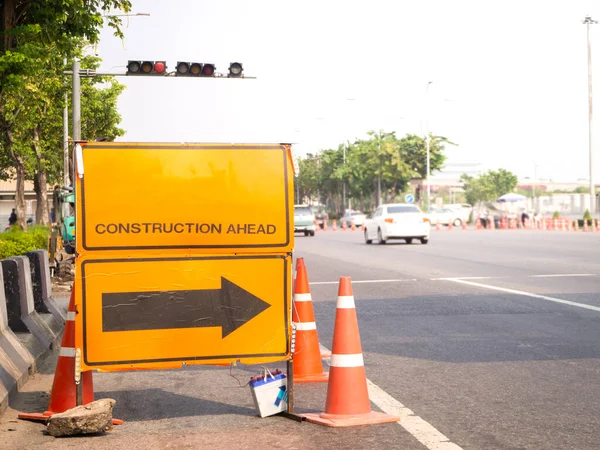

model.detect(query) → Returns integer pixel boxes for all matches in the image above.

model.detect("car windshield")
[294,208,313,216]
[388,205,420,214]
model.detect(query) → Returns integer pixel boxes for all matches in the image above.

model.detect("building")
[0,180,55,225]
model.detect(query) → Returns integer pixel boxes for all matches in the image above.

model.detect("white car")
[342,210,367,227]
[363,203,430,245]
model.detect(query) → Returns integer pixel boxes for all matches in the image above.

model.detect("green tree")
[295,129,454,215]
[461,168,518,205]
[1,1,130,228]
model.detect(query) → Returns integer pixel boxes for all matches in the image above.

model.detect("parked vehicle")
[444,203,473,223]
[425,207,464,227]
[342,210,367,228]
[294,205,316,236]
[363,203,430,245]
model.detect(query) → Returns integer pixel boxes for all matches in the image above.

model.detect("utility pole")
[377,136,382,206]
[584,16,597,213]
[63,57,70,189]
[342,143,346,212]
[425,81,432,211]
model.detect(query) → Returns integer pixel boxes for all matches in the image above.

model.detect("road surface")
[2,228,600,449]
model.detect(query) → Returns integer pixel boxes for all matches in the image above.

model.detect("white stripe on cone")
[67,311,76,321]
[59,347,76,357]
[337,295,355,309]
[293,321,317,331]
[294,293,312,302]
[330,353,364,367]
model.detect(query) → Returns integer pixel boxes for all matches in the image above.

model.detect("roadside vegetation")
[0,1,130,230]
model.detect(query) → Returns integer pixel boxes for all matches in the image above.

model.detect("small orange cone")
[475,217,482,230]
[350,218,356,231]
[303,277,399,427]
[435,221,441,231]
[342,220,347,231]
[19,285,95,422]
[323,220,328,231]
[447,220,453,230]
[462,221,467,231]
[332,219,337,231]
[489,217,495,230]
[584,220,589,232]
[292,258,329,382]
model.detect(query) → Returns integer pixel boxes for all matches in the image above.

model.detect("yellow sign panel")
[76,143,293,254]
[75,255,291,371]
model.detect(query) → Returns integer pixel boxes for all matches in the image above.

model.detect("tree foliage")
[296,131,453,215]
[460,169,518,205]
[1,0,129,228]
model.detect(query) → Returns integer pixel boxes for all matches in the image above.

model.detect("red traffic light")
[176,62,214,77]
[201,64,215,76]
[127,60,167,76]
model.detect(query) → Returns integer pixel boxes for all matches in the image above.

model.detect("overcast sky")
[96,0,600,182]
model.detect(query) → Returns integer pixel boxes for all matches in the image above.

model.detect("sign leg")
[279,359,304,422]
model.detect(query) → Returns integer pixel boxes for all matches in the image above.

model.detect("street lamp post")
[425,81,433,211]
[584,16,597,213]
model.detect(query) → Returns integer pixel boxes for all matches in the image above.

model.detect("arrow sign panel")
[75,255,290,370]
[102,277,270,338]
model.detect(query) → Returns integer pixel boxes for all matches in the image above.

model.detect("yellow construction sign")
[75,254,291,371]
[75,143,294,254]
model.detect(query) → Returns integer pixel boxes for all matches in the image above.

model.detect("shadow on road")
[95,388,257,421]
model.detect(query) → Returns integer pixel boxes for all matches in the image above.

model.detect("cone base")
[294,371,329,383]
[302,410,400,428]
[17,412,50,422]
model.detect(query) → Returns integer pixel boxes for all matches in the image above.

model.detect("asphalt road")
[2,227,600,449]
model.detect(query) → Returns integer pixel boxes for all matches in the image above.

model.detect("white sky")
[95,0,600,182]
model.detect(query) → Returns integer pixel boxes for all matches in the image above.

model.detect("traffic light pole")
[72,59,81,143]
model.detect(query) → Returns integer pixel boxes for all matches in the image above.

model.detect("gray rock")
[47,398,116,437]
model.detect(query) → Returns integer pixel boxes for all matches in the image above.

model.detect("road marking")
[442,278,600,313]
[530,273,596,278]
[310,279,417,285]
[429,276,499,281]
[320,344,463,450]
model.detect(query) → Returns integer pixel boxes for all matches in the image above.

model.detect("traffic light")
[175,62,216,77]
[228,62,243,77]
[127,60,167,76]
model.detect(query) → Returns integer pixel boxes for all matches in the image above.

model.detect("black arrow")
[101,277,271,338]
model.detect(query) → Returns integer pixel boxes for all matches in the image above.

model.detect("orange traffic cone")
[350,218,356,231]
[462,221,467,231]
[292,258,329,382]
[475,217,482,230]
[332,219,337,231]
[314,220,320,232]
[435,221,441,231]
[448,220,453,230]
[584,220,589,232]
[323,220,328,231]
[489,217,495,230]
[342,220,347,231]
[19,285,95,422]
[303,277,399,427]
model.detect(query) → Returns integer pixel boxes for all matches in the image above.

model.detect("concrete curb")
[0,251,65,414]
[27,250,67,324]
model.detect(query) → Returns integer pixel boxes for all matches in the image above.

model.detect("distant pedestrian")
[521,211,529,227]
[8,209,17,226]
